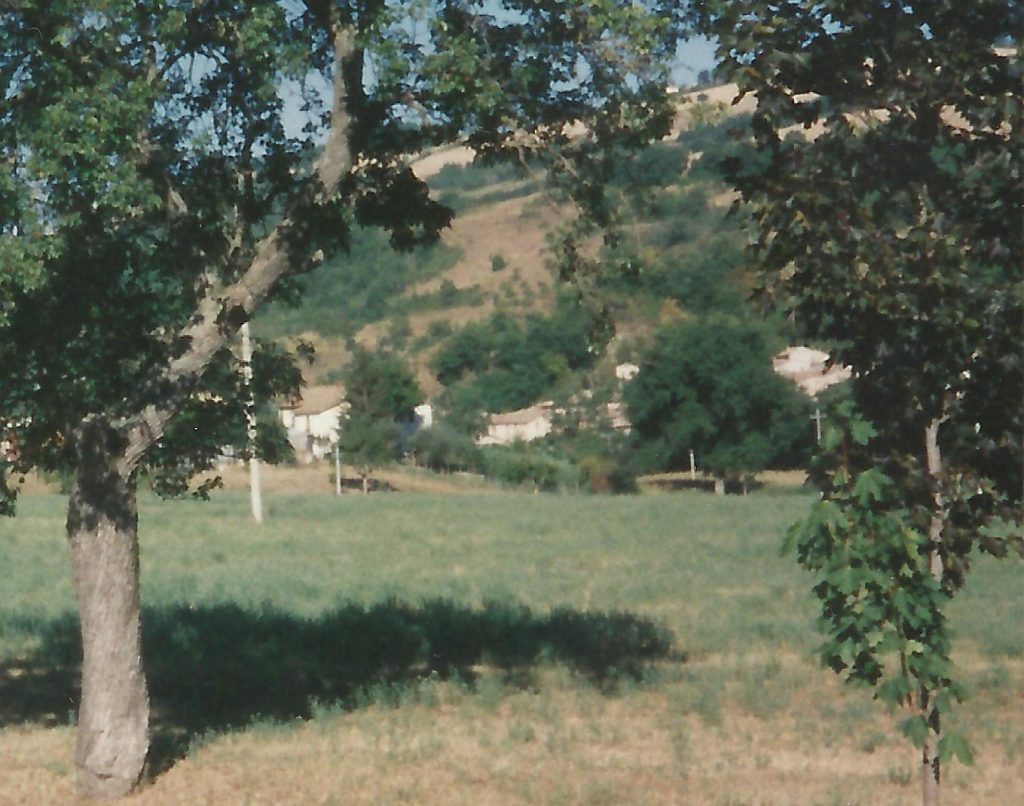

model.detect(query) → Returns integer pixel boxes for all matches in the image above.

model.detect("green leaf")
[937,732,975,766]
[904,639,925,656]
[852,469,885,505]
[899,715,931,748]
[849,419,877,446]
[876,676,912,708]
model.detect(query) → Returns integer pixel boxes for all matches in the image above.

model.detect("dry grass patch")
[207,462,501,496]
[406,195,562,303]
[3,669,1020,805]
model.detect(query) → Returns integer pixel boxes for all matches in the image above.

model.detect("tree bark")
[922,416,946,806]
[66,422,149,798]
[49,14,358,801]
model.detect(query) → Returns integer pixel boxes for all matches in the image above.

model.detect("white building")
[279,385,348,462]
[413,403,433,430]
[477,401,555,446]
[615,362,640,382]
[773,346,851,397]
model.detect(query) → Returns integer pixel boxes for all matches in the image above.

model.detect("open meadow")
[0,478,1021,804]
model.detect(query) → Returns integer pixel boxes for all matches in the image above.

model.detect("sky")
[673,36,719,87]
[280,30,720,141]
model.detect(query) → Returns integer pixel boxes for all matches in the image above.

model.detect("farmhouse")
[278,385,348,462]
[615,362,640,381]
[477,401,555,446]
[773,346,851,397]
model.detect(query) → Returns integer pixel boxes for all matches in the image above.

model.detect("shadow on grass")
[0,598,681,775]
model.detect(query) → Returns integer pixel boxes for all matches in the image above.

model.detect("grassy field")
[0,483,1020,804]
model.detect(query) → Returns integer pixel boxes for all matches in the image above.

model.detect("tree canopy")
[0,0,686,504]
[337,346,423,486]
[432,297,599,418]
[624,316,812,481]
[703,1,1022,800]
[0,1,691,796]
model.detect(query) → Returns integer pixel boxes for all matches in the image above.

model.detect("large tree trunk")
[66,426,149,798]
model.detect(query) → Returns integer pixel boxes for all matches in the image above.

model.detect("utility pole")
[811,406,823,445]
[334,441,342,496]
[240,321,263,524]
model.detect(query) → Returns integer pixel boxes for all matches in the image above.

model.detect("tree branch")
[116,19,357,477]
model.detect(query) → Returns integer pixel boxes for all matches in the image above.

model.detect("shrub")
[410,425,483,473]
[579,454,638,494]
[480,443,580,492]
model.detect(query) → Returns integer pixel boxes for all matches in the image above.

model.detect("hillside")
[244,84,826,490]
[253,85,768,398]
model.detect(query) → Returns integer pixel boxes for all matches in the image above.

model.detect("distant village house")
[773,346,851,397]
[477,401,555,447]
[278,385,348,463]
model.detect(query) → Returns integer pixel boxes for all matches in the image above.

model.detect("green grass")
[0,489,1021,802]
[253,227,461,341]
[3,489,1020,667]
[0,491,817,652]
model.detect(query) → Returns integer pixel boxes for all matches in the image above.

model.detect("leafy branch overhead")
[0,2,691,797]
[0,0,687,498]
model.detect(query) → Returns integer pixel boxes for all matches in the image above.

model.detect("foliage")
[337,415,403,482]
[479,443,581,492]
[588,123,761,320]
[257,228,462,339]
[0,0,688,508]
[577,453,638,494]
[401,278,486,314]
[428,158,544,211]
[545,386,639,493]
[434,383,491,438]
[624,316,813,479]
[0,0,691,791]
[610,141,687,190]
[337,347,424,479]
[432,296,602,415]
[705,0,1023,790]
[427,159,528,193]
[784,399,973,764]
[409,423,483,474]
[341,347,424,424]
[675,113,765,183]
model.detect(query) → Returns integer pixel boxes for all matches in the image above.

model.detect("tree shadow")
[0,598,682,778]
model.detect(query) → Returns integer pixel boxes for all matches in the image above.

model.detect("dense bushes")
[479,443,581,492]
[409,425,482,474]
[410,423,639,494]
[432,298,601,416]
[337,348,424,488]
[625,316,814,480]
[255,227,460,339]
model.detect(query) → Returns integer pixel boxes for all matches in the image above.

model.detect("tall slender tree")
[337,346,423,492]
[702,2,1022,803]
[0,1,689,796]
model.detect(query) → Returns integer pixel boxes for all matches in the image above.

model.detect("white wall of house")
[478,416,552,446]
[477,402,555,446]
[280,402,348,462]
[615,362,640,381]
[773,346,851,397]
[414,403,433,430]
